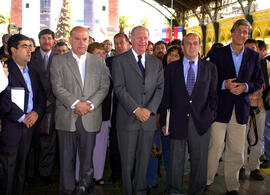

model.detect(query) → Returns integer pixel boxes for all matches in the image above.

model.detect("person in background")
[146,41,154,55]
[29,38,36,52]
[239,39,266,181]
[0,34,11,59]
[154,41,167,61]
[257,40,270,169]
[89,36,95,44]
[203,42,224,61]
[106,32,131,183]
[103,39,113,58]
[29,29,57,186]
[54,41,69,55]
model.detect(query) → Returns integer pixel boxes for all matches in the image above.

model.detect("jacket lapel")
[8,59,28,90]
[66,52,83,91]
[238,47,248,79]
[225,45,237,77]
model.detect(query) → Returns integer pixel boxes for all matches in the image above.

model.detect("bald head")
[69,26,89,57]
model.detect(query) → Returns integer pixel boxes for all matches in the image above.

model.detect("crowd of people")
[0,18,269,195]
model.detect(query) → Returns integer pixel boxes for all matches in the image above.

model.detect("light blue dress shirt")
[17,64,33,122]
[221,44,248,92]
[183,56,198,85]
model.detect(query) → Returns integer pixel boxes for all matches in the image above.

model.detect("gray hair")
[231,19,252,34]
[130,26,149,38]
[182,33,201,45]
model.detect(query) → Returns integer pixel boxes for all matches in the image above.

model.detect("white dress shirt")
[0,62,8,93]
[132,48,146,68]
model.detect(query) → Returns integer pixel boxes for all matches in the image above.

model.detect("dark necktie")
[137,55,145,78]
[187,60,195,95]
[44,53,49,71]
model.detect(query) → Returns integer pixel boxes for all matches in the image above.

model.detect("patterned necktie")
[137,55,145,78]
[44,53,49,71]
[187,60,195,95]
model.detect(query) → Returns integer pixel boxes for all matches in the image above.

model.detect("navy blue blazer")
[160,57,218,140]
[0,58,46,147]
[0,87,11,114]
[210,45,264,124]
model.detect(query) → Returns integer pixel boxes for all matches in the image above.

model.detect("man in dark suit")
[29,29,56,185]
[106,32,130,182]
[112,26,164,195]
[206,19,263,195]
[0,34,45,195]
[160,33,218,195]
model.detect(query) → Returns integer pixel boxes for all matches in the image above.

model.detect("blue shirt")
[222,44,248,92]
[183,56,198,85]
[17,64,33,122]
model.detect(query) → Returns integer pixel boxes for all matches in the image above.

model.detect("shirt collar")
[230,43,245,56]
[16,63,29,73]
[72,51,87,61]
[131,48,145,61]
[40,49,52,58]
[183,56,198,66]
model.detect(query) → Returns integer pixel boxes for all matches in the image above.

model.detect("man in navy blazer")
[206,19,263,195]
[0,34,45,195]
[160,33,218,195]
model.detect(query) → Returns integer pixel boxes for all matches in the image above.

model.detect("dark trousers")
[39,129,57,177]
[109,125,121,179]
[168,117,210,195]
[0,125,34,195]
[58,117,96,195]
[118,129,155,195]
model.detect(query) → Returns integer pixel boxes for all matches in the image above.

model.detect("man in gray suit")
[50,26,109,195]
[112,26,164,195]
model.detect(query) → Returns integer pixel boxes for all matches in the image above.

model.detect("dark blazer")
[160,58,218,140]
[0,87,11,113]
[0,58,45,147]
[210,45,263,124]
[30,47,56,112]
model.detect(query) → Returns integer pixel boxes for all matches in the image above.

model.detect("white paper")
[11,87,25,111]
[0,63,8,93]
[165,109,170,134]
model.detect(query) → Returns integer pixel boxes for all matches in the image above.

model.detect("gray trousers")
[58,116,96,195]
[118,129,155,195]
[168,117,210,195]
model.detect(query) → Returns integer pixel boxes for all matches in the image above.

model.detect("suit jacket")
[210,45,264,124]
[0,58,46,146]
[160,58,218,140]
[50,51,110,132]
[30,47,56,113]
[0,87,11,114]
[111,49,164,131]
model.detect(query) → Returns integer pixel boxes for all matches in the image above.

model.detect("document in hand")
[11,87,25,111]
[166,109,170,134]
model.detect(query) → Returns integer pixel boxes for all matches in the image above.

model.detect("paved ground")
[24,156,270,195]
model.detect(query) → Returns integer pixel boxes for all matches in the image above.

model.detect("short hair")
[103,39,112,44]
[244,38,258,46]
[113,33,129,43]
[29,38,36,47]
[257,40,267,51]
[2,34,11,43]
[55,41,68,49]
[130,25,149,38]
[231,19,252,34]
[87,42,105,54]
[8,34,30,56]
[168,39,182,47]
[166,45,183,58]
[38,29,55,39]
[154,41,167,50]
[182,33,201,45]
[70,26,89,38]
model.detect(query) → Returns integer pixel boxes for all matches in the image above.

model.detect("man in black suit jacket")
[29,29,56,185]
[160,33,218,195]
[206,19,263,195]
[0,34,45,195]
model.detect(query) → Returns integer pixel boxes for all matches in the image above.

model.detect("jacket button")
[187,114,190,117]
[189,100,192,103]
